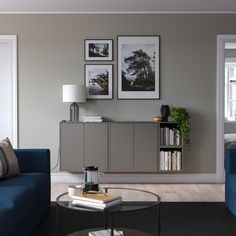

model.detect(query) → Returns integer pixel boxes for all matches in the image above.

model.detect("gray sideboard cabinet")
[109,122,159,172]
[60,122,84,171]
[60,121,183,173]
[60,122,108,172]
[110,123,134,171]
[84,123,108,171]
[133,123,158,171]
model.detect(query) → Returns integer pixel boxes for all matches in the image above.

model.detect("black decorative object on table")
[83,166,99,192]
[161,105,170,122]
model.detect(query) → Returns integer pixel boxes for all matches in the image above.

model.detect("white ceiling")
[0,0,236,13]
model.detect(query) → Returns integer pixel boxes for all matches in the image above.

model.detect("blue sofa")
[225,147,236,216]
[0,149,50,236]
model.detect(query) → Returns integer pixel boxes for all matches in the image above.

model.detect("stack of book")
[160,127,182,146]
[160,150,182,171]
[71,191,122,209]
[89,229,123,236]
[81,116,103,122]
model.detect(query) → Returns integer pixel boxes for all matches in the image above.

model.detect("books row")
[160,127,182,146]
[160,151,182,171]
[81,116,103,122]
[89,229,123,236]
[70,190,122,209]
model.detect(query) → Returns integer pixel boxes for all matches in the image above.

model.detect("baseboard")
[51,172,219,183]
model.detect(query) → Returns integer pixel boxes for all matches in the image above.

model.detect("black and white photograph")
[85,64,113,99]
[85,39,113,61]
[117,36,160,99]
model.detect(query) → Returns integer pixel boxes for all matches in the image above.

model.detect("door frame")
[216,35,236,183]
[0,35,17,147]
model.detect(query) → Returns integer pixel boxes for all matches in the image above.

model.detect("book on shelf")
[89,229,124,236]
[160,151,165,170]
[172,151,177,171]
[176,151,182,171]
[71,191,122,209]
[81,116,103,122]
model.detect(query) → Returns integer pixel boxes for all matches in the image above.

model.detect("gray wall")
[1,14,235,173]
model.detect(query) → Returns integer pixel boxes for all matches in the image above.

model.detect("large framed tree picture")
[117,36,160,99]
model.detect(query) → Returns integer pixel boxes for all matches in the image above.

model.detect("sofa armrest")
[225,148,236,175]
[14,149,50,174]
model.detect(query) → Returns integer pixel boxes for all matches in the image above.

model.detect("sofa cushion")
[227,173,236,194]
[0,186,36,232]
[0,138,20,178]
[0,173,49,203]
[0,205,12,236]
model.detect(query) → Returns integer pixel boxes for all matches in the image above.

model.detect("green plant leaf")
[170,107,190,146]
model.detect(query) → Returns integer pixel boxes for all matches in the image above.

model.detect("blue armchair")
[225,147,236,216]
[0,149,50,236]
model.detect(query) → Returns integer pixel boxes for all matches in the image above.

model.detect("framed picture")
[85,64,113,99]
[117,36,160,99]
[85,39,113,61]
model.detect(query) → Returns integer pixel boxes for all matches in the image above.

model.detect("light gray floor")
[51,183,224,202]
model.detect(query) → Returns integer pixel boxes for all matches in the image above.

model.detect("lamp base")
[70,102,79,122]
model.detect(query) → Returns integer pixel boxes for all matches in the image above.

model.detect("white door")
[0,35,17,147]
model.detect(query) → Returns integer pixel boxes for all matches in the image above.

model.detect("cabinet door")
[84,123,108,171]
[134,123,158,171]
[60,123,84,171]
[110,123,133,171]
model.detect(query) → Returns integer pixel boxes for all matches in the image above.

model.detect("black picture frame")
[84,64,113,99]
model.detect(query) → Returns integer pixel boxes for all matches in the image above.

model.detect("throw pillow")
[0,149,8,178]
[0,137,20,179]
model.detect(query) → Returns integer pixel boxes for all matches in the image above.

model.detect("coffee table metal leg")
[156,204,160,236]
[110,212,114,236]
[56,204,59,236]
[105,212,108,229]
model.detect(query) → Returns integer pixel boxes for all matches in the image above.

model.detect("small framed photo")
[117,35,160,99]
[85,64,113,99]
[85,39,113,61]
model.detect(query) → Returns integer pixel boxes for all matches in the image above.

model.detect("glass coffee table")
[56,187,160,236]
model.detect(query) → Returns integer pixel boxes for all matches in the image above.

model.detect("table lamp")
[63,84,86,122]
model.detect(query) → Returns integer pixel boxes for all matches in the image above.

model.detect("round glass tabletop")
[56,187,160,213]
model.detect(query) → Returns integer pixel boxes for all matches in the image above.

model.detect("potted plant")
[170,107,190,146]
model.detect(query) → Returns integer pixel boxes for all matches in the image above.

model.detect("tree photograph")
[88,43,109,58]
[121,43,155,91]
[85,64,113,99]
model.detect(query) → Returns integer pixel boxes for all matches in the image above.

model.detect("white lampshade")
[63,84,86,103]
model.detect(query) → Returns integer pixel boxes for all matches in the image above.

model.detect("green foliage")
[124,49,153,81]
[170,107,190,146]
[122,49,155,91]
